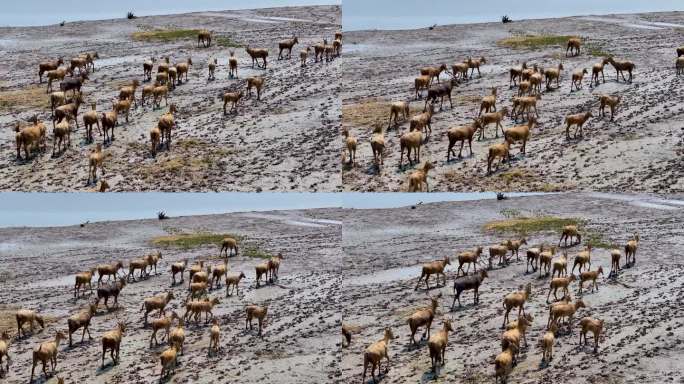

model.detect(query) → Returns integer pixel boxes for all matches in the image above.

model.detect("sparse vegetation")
[455,94,482,105]
[0,86,49,111]
[540,183,564,192]
[151,233,241,249]
[135,139,234,180]
[127,12,137,20]
[498,34,578,49]
[0,306,20,336]
[342,99,421,129]
[242,244,273,259]
[149,233,271,259]
[216,36,241,48]
[484,215,612,248]
[500,208,521,218]
[484,216,581,235]
[463,367,488,384]
[586,43,611,57]
[585,231,615,249]
[499,169,525,185]
[132,29,200,42]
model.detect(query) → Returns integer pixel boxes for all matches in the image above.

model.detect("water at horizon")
[0,0,340,27]
[341,192,547,209]
[0,193,340,228]
[342,0,683,31]
[0,192,543,228]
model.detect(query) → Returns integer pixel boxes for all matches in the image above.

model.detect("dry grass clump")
[136,139,235,178]
[184,140,234,157]
[0,306,20,335]
[0,86,49,111]
[540,183,564,192]
[462,367,489,383]
[496,168,567,192]
[455,94,481,105]
[109,79,134,92]
[158,158,186,173]
[497,168,537,189]
[498,170,564,191]
[132,29,200,42]
[269,106,291,115]
[0,306,57,337]
[342,98,421,129]
[440,166,568,192]
[254,348,289,359]
[498,35,578,49]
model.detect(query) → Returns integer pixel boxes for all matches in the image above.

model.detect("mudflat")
[0,208,342,383]
[0,5,341,191]
[342,12,684,193]
[339,193,684,383]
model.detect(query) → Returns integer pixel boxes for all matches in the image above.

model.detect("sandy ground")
[0,208,342,383]
[0,5,341,192]
[339,193,684,383]
[341,12,684,193]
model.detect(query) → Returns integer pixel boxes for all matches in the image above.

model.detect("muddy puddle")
[590,193,684,210]
[96,55,144,68]
[240,212,342,228]
[29,273,79,288]
[346,264,421,286]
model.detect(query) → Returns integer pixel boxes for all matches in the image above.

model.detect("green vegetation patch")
[242,245,273,259]
[216,36,241,48]
[585,231,617,250]
[484,216,580,235]
[132,29,200,42]
[497,35,577,49]
[585,43,611,57]
[150,232,272,259]
[151,232,240,249]
[499,208,522,219]
[484,215,615,249]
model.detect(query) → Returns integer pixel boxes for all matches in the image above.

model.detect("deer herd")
[13,29,342,190]
[3,237,290,382]
[343,37,681,192]
[348,226,640,383]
